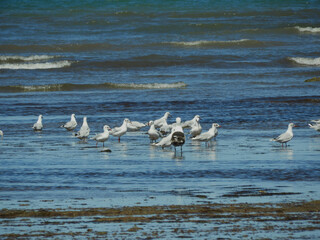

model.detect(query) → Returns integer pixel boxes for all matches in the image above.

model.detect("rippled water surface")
[1,0,320,211]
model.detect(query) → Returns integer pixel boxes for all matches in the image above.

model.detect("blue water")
[1,1,320,237]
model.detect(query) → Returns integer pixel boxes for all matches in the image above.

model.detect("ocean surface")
[1,0,320,216]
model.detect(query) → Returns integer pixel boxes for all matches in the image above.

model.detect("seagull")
[0,129,3,139]
[127,120,147,131]
[110,118,130,142]
[159,119,172,135]
[171,117,184,133]
[91,125,111,147]
[154,112,171,128]
[32,115,43,131]
[171,117,185,153]
[271,123,296,147]
[154,132,173,149]
[182,115,200,129]
[192,123,220,145]
[155,118,187,150]
[189,116,202,138]
[61,113,77,131]
[308,123,320,132]
[74,116,90,140]
[147,121,162,143]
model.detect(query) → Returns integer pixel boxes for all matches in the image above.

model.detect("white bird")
[154,112,171,128]
[271,123,296,147]
[127,120,147,131]
[171,117,184,133]
[308,123,320,132]
[182,115,200,129]
[32,115,43,131]
[159,119,172,135]
[0,129,3,139]
[91,125,111,147]
[155,117,186,150]
[154,132,173,149]
[147,121,162,143]
[192,123,220,145]
[61,113,77,131]
[74,116,90,140]
[189,116,202,138]
[110,118,130,142]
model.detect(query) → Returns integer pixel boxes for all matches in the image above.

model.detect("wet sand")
[1,200,320,239]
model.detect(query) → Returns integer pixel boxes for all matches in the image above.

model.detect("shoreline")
[1,200,320,239]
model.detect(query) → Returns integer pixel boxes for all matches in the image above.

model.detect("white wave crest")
[295,26,320,33]
[0,60,72,70]
[110,81,187,89]
[0,55,57,62]
[289,57,320,66]
[168,39,251,46]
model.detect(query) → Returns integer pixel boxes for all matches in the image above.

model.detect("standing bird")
[170,117,185,153]
[159,119,172,135]
[192,123,220,145]
[0,129,3,139]
[147,121,162,143]
[61,113,77,131]
[154,117,182,149]
[153,112,171,128]
[110,118,130,142]
[32,115,43,131]
[271,123,296,147]
[189,115,202,138]
[74,116,90,141]
[91,125,111,147]
[182,115,200,129]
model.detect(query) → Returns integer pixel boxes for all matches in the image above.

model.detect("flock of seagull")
[1,112,320,151]
[59,112,220,152]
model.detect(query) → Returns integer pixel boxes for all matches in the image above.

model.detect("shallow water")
[1,0,320,218]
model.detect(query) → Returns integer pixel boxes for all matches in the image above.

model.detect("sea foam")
[0,60,72,70]
[167,39,263,47]
[289,57,320,66]
[295,26,320,33]
[0,81,187,92]
[0,55,57,62]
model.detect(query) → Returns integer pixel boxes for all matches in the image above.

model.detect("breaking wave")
[165,39,279,48]
[0,55,57,62]
[0,81,187,92]
[295,26,320,33]
[0,61,72,70]
[288,57,320,66]
[0,55,72,69]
